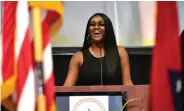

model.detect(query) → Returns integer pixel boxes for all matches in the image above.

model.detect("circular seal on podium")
[72,98,106,111]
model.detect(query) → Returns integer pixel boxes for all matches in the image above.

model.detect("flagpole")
[32,7,46,111]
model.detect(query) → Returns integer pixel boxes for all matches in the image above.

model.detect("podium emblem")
[72,98,107,111]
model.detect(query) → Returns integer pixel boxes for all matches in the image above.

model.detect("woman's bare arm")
[118,46,133,85]
[63,51,83,86]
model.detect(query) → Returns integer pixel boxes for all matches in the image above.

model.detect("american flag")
[0,1,64,111]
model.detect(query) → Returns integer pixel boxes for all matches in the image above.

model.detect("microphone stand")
[100,47,103,85]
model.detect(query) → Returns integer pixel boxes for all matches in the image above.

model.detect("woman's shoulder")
[73,51,83,56]
[72,51,83,60]
[117,46,129,58]
[70,51,83,65]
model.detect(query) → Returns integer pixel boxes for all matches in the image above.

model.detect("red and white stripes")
[42,23,56,111]
[16,1,35,111]
[1,1,59,110]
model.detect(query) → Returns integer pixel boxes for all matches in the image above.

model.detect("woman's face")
[89,15,105,43]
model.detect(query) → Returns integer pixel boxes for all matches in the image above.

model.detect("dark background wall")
[52,47,152,85]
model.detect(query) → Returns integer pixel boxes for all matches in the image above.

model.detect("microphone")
[99,47,103,85]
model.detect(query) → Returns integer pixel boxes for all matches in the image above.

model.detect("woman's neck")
[91,43,104,52]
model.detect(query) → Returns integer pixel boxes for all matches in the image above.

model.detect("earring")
[87,34,92,43]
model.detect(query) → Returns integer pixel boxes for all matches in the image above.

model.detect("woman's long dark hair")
[81,13,120,76]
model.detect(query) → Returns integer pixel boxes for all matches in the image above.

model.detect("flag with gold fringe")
[0,1,64,111]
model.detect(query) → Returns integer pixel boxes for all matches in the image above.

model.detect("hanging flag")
[29,2,64,111]
[16,1,36,111]
[150,1,182,111]
[0,1,64,111]
[28,2,64,111]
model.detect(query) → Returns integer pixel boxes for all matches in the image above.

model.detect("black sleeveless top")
[76,49,122,86]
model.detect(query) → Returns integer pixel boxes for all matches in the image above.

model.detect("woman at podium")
[64,13,133,86]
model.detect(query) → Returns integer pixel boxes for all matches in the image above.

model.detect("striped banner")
[16,1,36,111]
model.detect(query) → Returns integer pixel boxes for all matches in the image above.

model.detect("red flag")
[150,1,182,111]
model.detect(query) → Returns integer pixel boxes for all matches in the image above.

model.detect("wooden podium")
[55,85,150,111]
